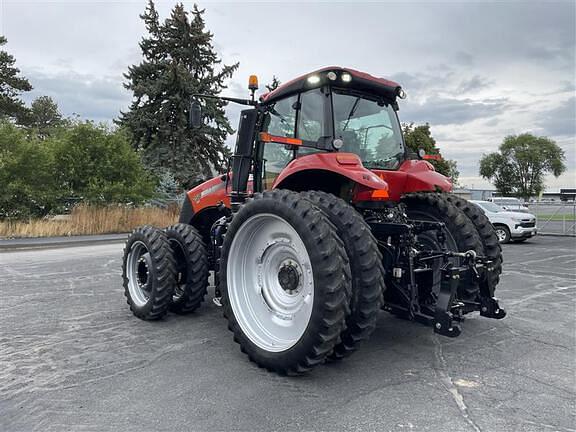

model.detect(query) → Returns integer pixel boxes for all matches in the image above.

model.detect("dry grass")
[0,205,179,239]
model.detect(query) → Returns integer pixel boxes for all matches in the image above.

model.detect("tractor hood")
[273,152,390,192]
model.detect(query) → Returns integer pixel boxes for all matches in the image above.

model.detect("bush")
[0,120,157,220]
[48,122,156,205]
[0,122,59,218]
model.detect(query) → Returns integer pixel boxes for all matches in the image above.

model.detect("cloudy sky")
[1,0,574,190]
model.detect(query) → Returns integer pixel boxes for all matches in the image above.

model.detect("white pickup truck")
[471,200,538,244]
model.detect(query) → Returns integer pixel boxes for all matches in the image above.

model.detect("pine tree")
[23,96,64,139]
[0,36,32,122]
[265,76,281,92]
[118,1,238,189]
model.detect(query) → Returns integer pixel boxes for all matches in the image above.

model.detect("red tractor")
[122,67,505,375]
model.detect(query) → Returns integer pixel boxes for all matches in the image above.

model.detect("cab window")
[267,94,298,138]
[297,89,325,142]
[333,92,405,170]
[262,95,298,189]
[262,89,327,189]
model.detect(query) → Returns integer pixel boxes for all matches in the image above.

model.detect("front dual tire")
[123,224,209,320]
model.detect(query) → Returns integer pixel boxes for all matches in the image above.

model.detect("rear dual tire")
[444,195,503,292]
[303,191,385,360]
[401,192,484,301]
[219,190,351,375]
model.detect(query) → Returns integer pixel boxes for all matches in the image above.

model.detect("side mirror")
[189,100,202,128]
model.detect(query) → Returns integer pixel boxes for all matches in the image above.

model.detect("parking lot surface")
[1,236,575,431]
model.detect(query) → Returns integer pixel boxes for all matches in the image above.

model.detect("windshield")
[332,91,405,170]
[477,202,504,213]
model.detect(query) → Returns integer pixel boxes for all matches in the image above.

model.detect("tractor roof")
[260,66,402,105]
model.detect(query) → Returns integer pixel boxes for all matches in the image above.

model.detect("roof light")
[307,75,321,85]
[341,73,352,83]
[327,71,337,81]
[397,88,407,99]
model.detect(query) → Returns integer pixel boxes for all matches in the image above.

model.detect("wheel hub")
[137,257,150,288]
[278,263,300,293]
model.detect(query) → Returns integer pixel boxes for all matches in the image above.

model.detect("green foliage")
[0,122,58,218]
[48,122,156,205]
[0,36,32,123]
[118,1,238,189]
[21,96,65,138]
[0,120,156,219]
[402,123,460,185]
[480,133,566,199]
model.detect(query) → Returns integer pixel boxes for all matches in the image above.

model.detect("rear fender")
[374,160,452,201]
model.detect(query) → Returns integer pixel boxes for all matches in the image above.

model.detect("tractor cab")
[257,67,407,188]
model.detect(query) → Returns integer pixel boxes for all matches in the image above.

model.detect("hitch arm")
[434,265,462,338]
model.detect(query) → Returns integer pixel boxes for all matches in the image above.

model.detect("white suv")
[471,200,538,244]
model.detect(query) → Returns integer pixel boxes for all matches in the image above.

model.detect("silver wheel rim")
[127,241,153,307]
[227,213,314,352]
[496,229,507,242]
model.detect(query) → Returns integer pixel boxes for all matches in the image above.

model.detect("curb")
[0,233,128,251]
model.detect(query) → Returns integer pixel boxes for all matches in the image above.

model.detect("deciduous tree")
[480,133,566,199]
[49,122,156,205]
[0,121,58,218]
[402,123,460,185]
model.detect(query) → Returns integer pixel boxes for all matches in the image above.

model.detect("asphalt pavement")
[1,236,575,431]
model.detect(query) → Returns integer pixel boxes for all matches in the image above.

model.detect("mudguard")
[273,152,389,191]
[374,160,452,201]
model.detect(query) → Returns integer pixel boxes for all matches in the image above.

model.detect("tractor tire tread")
[122,225,177,320]
[303,191,385,360]
[444,194,503,292]
[164,223,209,314]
